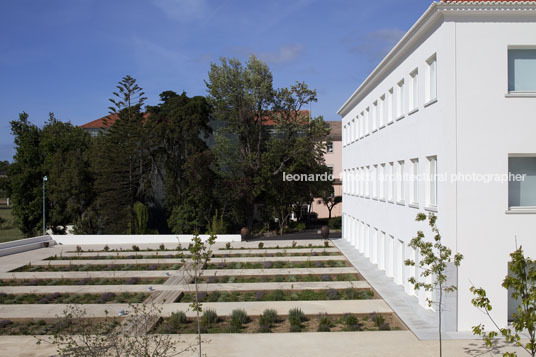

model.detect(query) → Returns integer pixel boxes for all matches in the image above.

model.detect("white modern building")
[338,0,536,332]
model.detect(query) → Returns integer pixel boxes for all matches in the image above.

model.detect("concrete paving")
[27,255,347,267]
[58,247,341,257]
[0,332,524,357]
[333,238,475,340]
[0,299,392,319]
[0,267,359,280]
[0,280,370,294]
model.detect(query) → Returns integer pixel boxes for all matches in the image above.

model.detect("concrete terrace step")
[0,281,370,295]
[0,267,358,281]
[28,255,347,266]
[58,247,341,257]
[0,299,392,319]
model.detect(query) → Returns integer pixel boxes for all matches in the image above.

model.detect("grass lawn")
[0,207,25,243]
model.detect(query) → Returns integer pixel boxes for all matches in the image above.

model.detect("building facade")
[310,121,343,219]
[338,0,536,332]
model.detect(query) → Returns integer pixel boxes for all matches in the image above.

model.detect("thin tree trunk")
[439,281,442,357]
[195,271,202,357]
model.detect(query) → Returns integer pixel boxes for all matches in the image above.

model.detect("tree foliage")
[471,246,536,357]
[405,212,463,357]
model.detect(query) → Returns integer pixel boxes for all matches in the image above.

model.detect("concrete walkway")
[0,299,392,319]
[333,238,475,340]
[0,332,523,357]
[0,280,370,294]
[0,267,359,280]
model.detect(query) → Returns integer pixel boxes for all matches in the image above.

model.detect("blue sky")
[0,0,432,161]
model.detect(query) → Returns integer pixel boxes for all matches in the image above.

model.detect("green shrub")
[159,244,165,251]
[261,309,278,325]
[288,308,306,324]
[328,216,341,229]
[324,240,330,248]
[201,309,218,327]
[231,309,249,325]
[317,314,333,332]
[103,245,110,252]
[131,245,140,252]
[370,312,385,328]
[258,242,264,249]
[169,311,188,325]
[343,313,362,331]
[225,242,231,249]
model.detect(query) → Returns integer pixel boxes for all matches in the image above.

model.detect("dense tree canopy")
[8,59,335,235]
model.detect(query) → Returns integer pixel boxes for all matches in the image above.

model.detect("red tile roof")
[261,110,310,126]
[441,0,530,2]
[79,113,151,129]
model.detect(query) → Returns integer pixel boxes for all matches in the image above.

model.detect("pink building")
[311,121,342,219]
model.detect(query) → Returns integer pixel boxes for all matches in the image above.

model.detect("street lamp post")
[43,176,47,235]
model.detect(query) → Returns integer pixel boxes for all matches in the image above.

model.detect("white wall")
[52,234,241,245]
[340,6,536,332]
[453,16,536,331]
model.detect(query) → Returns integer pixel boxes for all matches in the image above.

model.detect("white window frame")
[372,102,378,132]
[365,108,370,136]
[409,69,419,112]
[397,160,405,204]
[372,164,378,199]
[388,162,395,202]
[427,156,438,208]
[425,54,437,103]
[388,88,394,124]
[378,95,385,128]
[410,158,419,206]
[396,80,405,119]
[379,163,385,200]
[326,141,333,153]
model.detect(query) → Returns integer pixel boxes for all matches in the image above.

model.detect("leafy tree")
[207,55,274,229]
[471,246,536,357]
[145,91,217,233]
[92,76,151,233]
[181,233,217,357]
[321,193,342,220]
[8,113,43,236]
[207,56,330,232]
[40,114,94,234]
[405,212,463,357]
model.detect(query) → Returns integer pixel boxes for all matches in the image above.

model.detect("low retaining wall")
[51,234,241,245]
[0,235,53,257]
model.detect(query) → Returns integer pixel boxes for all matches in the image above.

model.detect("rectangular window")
[343,125,347,146]
[372,102,377,132]
[359,167,364,197]
[388,88,394,124]
[365,108,370,135]
[388,162,394,202]
[508,156,536,208]
[508,49,536,92]
[426,54,437,102]
[372,164,378,199]
[378,96,385,128]
[397,160,405,203]
[396,80,404,118]
[326,142,333,153]
[379,163,385,200]
[359,113,364,138]
[350,119,355,143]
[410,158,419,205]
[365,166,370,198]
[354,116,358,141]
[410,69,418,111]
[427,156,437,206]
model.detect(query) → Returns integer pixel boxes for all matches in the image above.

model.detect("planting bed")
[0,238,406,339]
[177,288,375,303]
[0,318,121,335]
[153,310,401,334]
[198,273,360,284]
[0,292,148,304]
[47,251,341,260]
[206,260,349,270]
[10,263,182,272]
[0,277,166,286]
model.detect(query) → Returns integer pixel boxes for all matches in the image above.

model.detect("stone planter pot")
[240,227,250,241]
[320,225,330,239]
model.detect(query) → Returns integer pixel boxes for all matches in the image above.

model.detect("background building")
[310,121,342,219]
[338,0,536,332]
